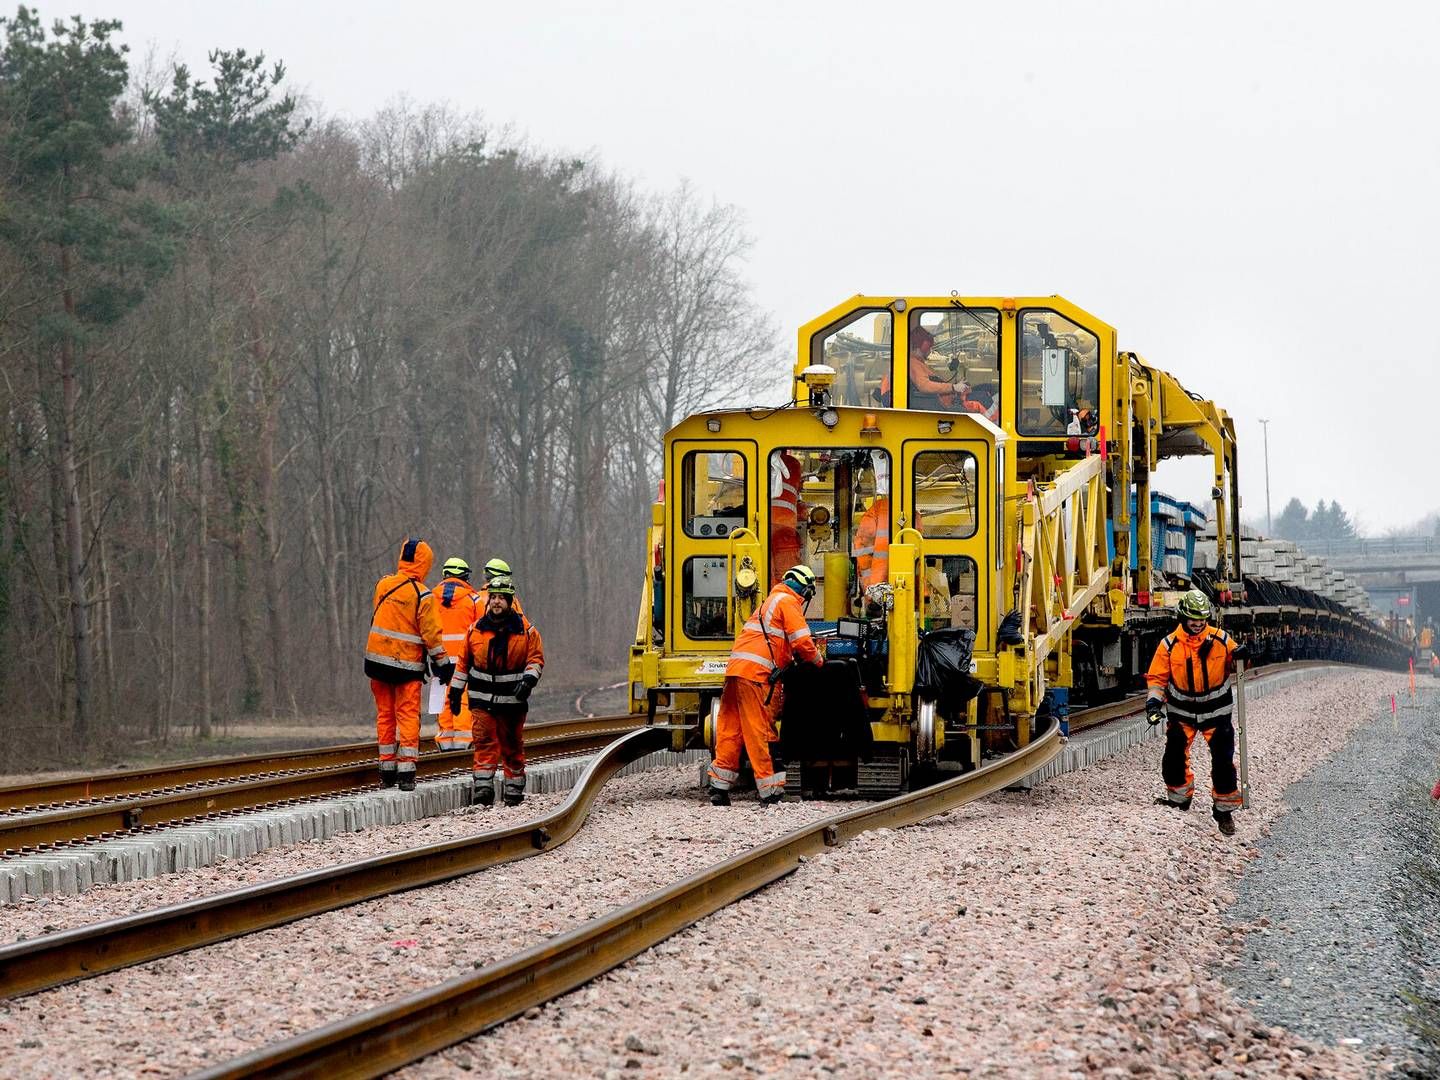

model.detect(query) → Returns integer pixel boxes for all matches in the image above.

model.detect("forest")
[0,9,778,760]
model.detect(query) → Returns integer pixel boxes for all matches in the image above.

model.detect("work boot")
[1154,796,1191,811]
[709,788,731,807]
[379,768,398,788]
[759,791,784,807]
[1214,809,1236,836]
[472,781,494,807]
[502,782,525,808]
[398,774,416,793]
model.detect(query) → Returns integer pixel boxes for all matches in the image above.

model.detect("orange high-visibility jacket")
[434,576,482,661]
[853,496,891,589]
[1145,623,1238,727]
[770,453,802,531]
[726,581,822,684]
[450,609,544,711]
[365,538,448,683]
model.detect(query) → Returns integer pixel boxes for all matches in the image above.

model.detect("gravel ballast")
[1226,682,1440,1072]
[0,766,835,1077]
[397,669,1416,1078]
[0,668,1418,1078]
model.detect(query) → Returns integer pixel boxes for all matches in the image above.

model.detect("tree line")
[1273,498,1358,544]
[0,9,777,761]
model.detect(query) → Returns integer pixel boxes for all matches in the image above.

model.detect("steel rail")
[190,726,1063,1080]
[0,715,635,811]
[0,716,645,853]
[0,725,677,999]
[0,740,427,812]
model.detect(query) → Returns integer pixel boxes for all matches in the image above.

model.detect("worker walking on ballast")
[1146,588,1247,835]
[433,557,483,750]
[365,538,452,791]
[449,576,544,807]
[708,564,824,806]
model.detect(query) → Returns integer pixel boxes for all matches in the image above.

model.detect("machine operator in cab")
[878,324,969,409]
[1145,589,1247,836]
[707,565,824,806]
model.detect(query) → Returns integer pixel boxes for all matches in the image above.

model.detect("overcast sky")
[37,0,1439,534]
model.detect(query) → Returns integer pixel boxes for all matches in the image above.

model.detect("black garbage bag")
[914,627,984,717]
[996,609,1024,646]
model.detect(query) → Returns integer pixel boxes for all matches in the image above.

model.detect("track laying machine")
[629,295,1406,797]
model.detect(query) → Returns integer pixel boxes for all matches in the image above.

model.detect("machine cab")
[797,296,1115,452]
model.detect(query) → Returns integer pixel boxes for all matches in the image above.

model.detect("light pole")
[1258,418,1272,535]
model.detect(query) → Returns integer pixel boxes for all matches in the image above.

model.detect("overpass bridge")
[1306,537,1440,626]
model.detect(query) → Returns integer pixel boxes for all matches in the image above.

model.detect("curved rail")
[0,716,644,852]
[0,725,676,999]
[191,726,1063,1080]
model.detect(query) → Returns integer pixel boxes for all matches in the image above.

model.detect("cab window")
[1018,310,1100,436]
[810,308,892,409]
[682,451,746,539]
[912,451,978,539]
[922,555,978,633]
[768,446,891,614]
[907,308,1000,418]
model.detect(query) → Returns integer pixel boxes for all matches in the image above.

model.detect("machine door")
[898,439,992,650]
[669,440,756,651]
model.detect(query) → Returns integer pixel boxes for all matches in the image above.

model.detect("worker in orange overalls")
[448,576,544,807]
[365,538,451,791]
[1145,588,1246,836]
[769,452,804,587]
[707,564,823,806]
[852,455,893,593]
[433,556,483,750]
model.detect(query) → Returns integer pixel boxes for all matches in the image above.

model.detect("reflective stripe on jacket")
[725,582,821,684]
[1146,623,1238,727]
[435,576,482,660]
[852,496,891,590]
[450,610,545,710]
[365,539,447,683]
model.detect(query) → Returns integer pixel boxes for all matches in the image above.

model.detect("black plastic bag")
[914,627,984,715]
[996,609,1024,646]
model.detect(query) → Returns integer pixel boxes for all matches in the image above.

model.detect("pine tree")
[0,7,179,740]
[1275,497,1309,542]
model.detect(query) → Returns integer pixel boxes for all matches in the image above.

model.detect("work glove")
[514,674,537,703]
[433,659,455,686]
[448,687,464,716]
[1231,643,1249,662]
[1145,700,1166,726]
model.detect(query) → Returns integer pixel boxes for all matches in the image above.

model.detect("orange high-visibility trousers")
[707,676,786,798]
[371,678,422,779]
[436,692,473,750]
[472,706,526,780]
[1161,717,1240,811]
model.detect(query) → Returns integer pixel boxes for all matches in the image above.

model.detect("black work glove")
[433,659,455,686]
[1146,700,1166,726]
[448,687,463,716]
[1231,643,1249,662]
[514,674,537,703]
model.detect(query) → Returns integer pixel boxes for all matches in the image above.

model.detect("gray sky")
[39,0,1440,533]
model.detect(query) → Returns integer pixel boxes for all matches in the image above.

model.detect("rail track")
[0,663,1333,1077]
[0,715,645,854]
[192,723,1065,1080]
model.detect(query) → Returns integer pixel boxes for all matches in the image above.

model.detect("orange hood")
[396,538,434,581]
